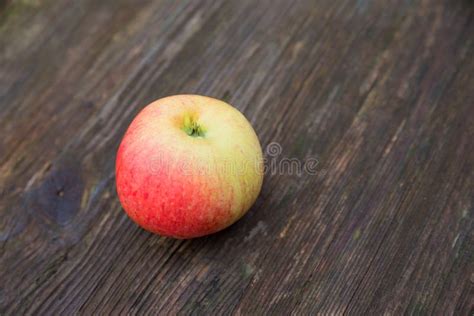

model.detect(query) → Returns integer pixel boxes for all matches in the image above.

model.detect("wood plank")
[0,0,473,314]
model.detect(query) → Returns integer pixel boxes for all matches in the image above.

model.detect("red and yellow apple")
[115,95,263,238]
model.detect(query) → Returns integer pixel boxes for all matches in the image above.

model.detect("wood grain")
[0,0,473,314]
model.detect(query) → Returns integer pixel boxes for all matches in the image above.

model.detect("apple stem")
[182,115,206,137]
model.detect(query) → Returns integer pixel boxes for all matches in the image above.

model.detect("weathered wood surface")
[1,0,473,314]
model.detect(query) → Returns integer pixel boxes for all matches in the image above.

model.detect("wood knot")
[24,158,84,228]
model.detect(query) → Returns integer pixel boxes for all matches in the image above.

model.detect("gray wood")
[0,0,473,314]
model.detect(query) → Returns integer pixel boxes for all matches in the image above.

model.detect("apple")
[115,95,264,238]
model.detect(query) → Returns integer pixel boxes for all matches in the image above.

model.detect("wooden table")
[1,0,473,314]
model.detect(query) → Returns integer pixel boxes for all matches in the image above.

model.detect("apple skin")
[115,95,264,239]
